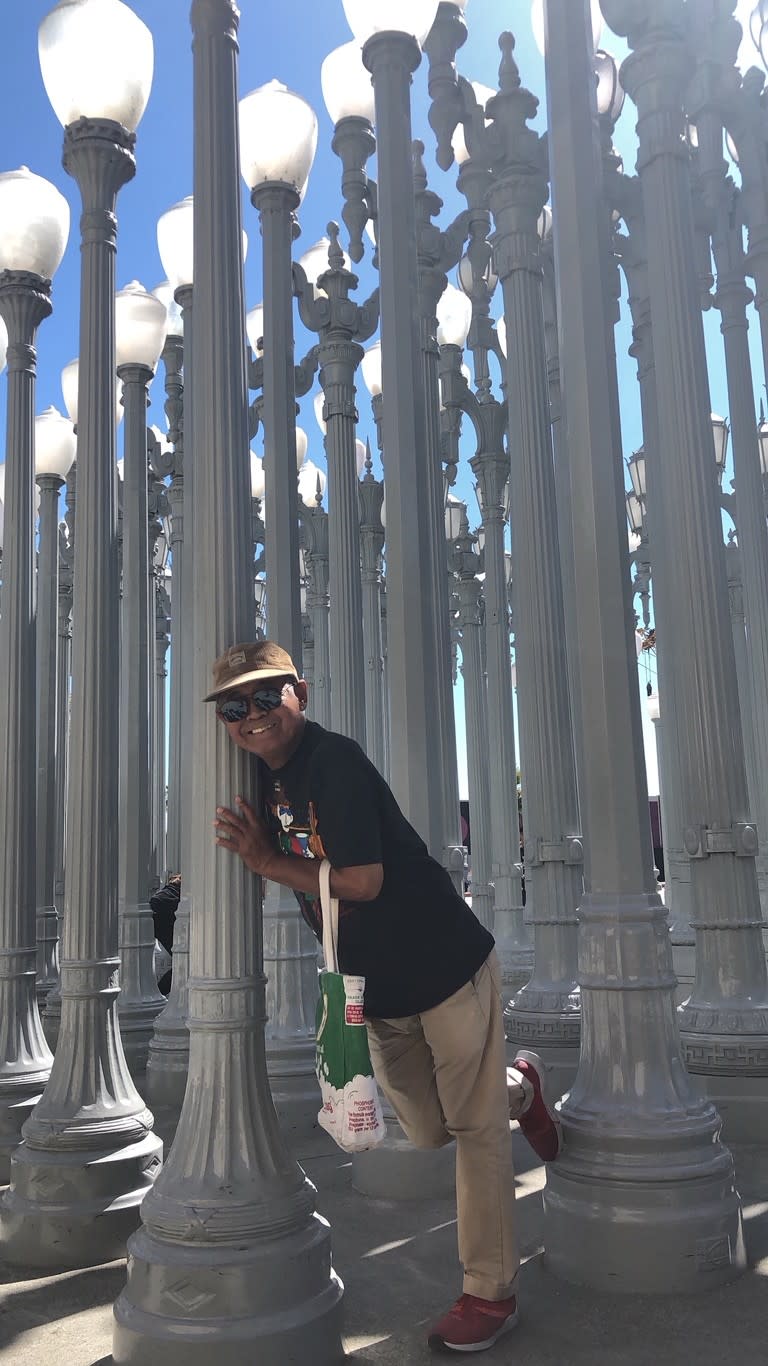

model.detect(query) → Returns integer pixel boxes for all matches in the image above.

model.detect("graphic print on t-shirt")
[267,780,327,934]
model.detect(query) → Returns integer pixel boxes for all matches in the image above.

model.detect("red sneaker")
[428,1293,519,1353]
[511,1048,562,1163]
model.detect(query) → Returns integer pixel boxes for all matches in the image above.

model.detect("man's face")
[216,676,308,768]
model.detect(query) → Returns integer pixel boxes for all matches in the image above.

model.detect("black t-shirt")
[261,720,494,1019]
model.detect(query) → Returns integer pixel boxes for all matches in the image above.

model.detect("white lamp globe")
[361,340,383,396]
[250,451,265,500]
[157,197,194,291]
[117,457,124,481]
[61,356,124,427]
[295,425,308,470]
[0,167,70,278]
[313,390,326,435]
[342,0,441,46]
[321,42,376,125]
[355,437,366,475]
[115,279,167,369]
[298,459,327,507]
[239,81,318,194]
[436,281,472,347]
[152,280,183,338]
[246,302,264,356]
[157,195,247,290]
[0,316,7,375]
[35,405,76,478]
[38,0,153,132]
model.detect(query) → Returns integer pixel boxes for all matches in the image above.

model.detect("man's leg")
[421,951,519,1303]
[365,1013,450,1149]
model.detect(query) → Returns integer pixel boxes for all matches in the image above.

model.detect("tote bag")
[315,859,385,1152]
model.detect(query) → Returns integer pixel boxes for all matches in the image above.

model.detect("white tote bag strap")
[319,858,340,974]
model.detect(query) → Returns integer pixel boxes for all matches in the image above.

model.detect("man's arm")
[214,797,383,901]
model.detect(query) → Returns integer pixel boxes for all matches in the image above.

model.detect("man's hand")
[214,797,278,877]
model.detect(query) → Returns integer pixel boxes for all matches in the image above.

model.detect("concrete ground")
[1,1131,766,1365]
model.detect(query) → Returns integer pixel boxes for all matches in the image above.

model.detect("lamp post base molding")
[267,1039,321,1141]
[42,995,61,1052]
[0,1089,44,1186]
[145,1031,189,1147]
[0,1131,162,1269]
[352,1122,456,1200]
[672,942,696,1006]
[112,1218,344,1366]
[680,1044,768,1145]
[118,1004,167,1087]
[543,1157,745,1293]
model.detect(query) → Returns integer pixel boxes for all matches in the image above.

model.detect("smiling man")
[207,639,561,1355]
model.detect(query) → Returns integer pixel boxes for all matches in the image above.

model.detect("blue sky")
[1,0,764,800]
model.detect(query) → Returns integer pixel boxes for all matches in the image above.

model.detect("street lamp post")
[113,4,342,1358]
[449,506,494,931]
[607,0,768,1143]
[34,406,76,1005]
[115,279,169,1080]
[466,37,584,1091]
[146,206,195,1135]
[0,166,68,1180]
[539,0,745,1290]
[358,446,387,776]
[0,0,162,1267]
[240,79,322,1138]
[342,0,446,858]
[294,222,379,744]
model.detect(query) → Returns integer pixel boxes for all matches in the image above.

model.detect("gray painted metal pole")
[608,0,768,1143]
[116,363,166,1078]
[159,332,184,879]
[146,302,192,1139]
[35,472,65,1004]
[113,3,342,1361]
[453,525,494,931]
[153,580,170,885]
[295,228,376,745]
[0,119,161,1268]
[358,462,387,775]
[0,272,54,1181]
[43,470,75,1050]
[362,30,444,855]
[541,0,745,1291]
[484,42,583,1096]
[413,146,466,891]
[614,219,696,999]
[252,167,319,1141]
[472,446,533,998]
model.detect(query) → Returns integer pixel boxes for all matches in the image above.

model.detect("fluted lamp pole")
[34,405,76,1006]
[0,0,162,1269]
[115,279,168,1080]
[114,3,342,1359]
[342,0,445,852]
[539,0,745,1291]
[239,79,325,1137]
[0,166,69,1181]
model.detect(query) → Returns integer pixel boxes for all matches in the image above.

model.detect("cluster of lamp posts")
[0,0,767,1361]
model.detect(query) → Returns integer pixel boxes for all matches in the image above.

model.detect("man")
[208,639,561,1355]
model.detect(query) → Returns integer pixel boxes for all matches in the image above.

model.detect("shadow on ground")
[0,1137,765,1365]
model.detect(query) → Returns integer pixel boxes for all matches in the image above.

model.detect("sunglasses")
[216,682,293,724]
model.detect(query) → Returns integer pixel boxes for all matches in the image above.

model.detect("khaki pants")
[365,950,520,1301]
